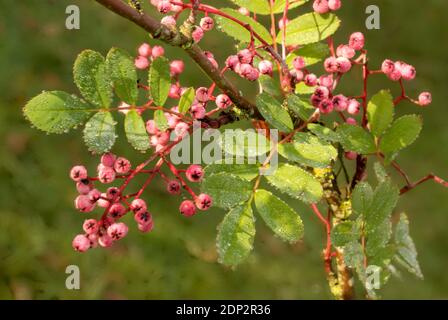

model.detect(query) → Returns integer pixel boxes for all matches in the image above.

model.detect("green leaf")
[256,92,294,132]
[259,75,282,98]
[219,129,271,158]
[295,82,316,95]
[106,47,138,105]
[265,164,323,203]
[278,13,341,46]
[287,94,315,121]
[229,0,308,15]
[215,8,272,45]
[217,202,255,266]
[178,87,195,114]
[351,182,373,216]
[286,42,330,68]
[124,109,151,152]
[331,221,361,247]
[364,180,399,233]
[278,132,337,168]
[344,241,364,269]
[307,123,340,143]
[83,111,116,154]
[154,109,169,131]
[73,50,112,108]
[149,56,171,106]
[201,173,253,209]
[394,213,423,279]
[254,189,304,243]
[366,218,392,256]
[337,123,376,154]
[24,91,92,134]
[367,90,394,137]
[204,163,260,181]
[380,115,423,154]
[373,162,388,183]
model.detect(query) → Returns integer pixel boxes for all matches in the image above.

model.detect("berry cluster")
[313,0,342,14]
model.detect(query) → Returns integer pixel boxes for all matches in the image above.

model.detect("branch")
[94,0,260,117]
[400,173,448,195]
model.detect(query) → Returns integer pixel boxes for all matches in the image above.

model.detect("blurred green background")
[0,0,447,299]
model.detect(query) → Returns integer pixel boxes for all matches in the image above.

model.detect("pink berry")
[101,152,116,167]
[88,189,102,203]
[328,0,342,11]
[381,59,395,74]
[258,60,273,76]
[387,69,402,82]
[290,69,304,83]
[179,200,196,217]
[418,92,432,106]
[324,57,339,73]
[244,66,260,81]
[305,73,318,86]
[76,180,91,195]
[157,0,172,14]
[72,234,91,252]
[349,32,365,51]
[151,46,165,59]
[195,87,209,103]
[191,104,206,119]
[195,193,213,211]
[318,99,334,114]
[293,56,306,70]
[170,1,183,13]
[346,117,357,125]
[336,44,355,59]
[216,94,232,109]
[238,7,250,16]
[74,195,95,213]
[238,49,254,64]
[186,164,204,182]
[87,233,99,248]
[97,193,110,208]
[278,18,289,30]
[192,27,204,43]
[114,157,131,174]
[107,222,129,241]
[170,60,184,76]
[134,211,153,226]
[225,55,240,70]
[106,187,120,200]
[313,0,330,14]
[98,166,116,184]
[135,56,149,69]
[83,219,99,234]
[70,165,88,182]
[130,198,147,215]
[157,131,170,146]
[347,99,361,115]
[161,15,177,28]
[146,119,159,135]
[200,17,214,31]
[138,43,151,58]
[98,234,113,248]
[169,84,181,99]
[167,180,181,195]
[174,122,190,138]
[345,151,358,160]
[108,203,126,219]
[208,57,219,69]
[314,86,330,99]
[336,57,352,73]
[332,94,348,112]
[319,74,334,88]
[138,221,154,233]
[400,64,416,81]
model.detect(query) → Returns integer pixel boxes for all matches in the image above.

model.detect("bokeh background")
[0,0,447,299]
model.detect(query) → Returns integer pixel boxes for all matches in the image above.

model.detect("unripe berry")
[98,166,116,184]
[345,151,358,160]
[72,234,91,252]
[216,94,232,109]
[75,195,95,213]
[151,46,165,59]
[179,200,196,217]
[304,73,318,86]
[98,234,113,248]
[258,60,273,76]
[191,104,206,119]
[381,59,395,74]
[332,94,348,112]
[418,92,432,106]
[138,221,154,233]
[83,219,99,234]
[167,180,181,195]
[336,57,352,73]
[200,17,214,31]
[400,64,416,81]
[328,0,342,11]
[349,32,365,51]
[134,211,153,226]
[161,15,177,28]
[347,99,361,115]
[114,157,131,174]
[131,198,147,215]
[293,56,306,70]
[146,119,159,135]
[157,0,172,14]
[70,165,88,182]
[108,203,126,219]
[313,0,330,14]
[101,152,116,167]
[195,193,213,211]
[318,99,334,114]
[135,56,150,69]
[336,44,355,59]
[138,43,152,58]
[186,164,204,182]
[170,60,184,76]
[192,27,204,43]
[195,87,209,103]
[238,49,254,64]
[107,222,129,241]
[76,180,91,195]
